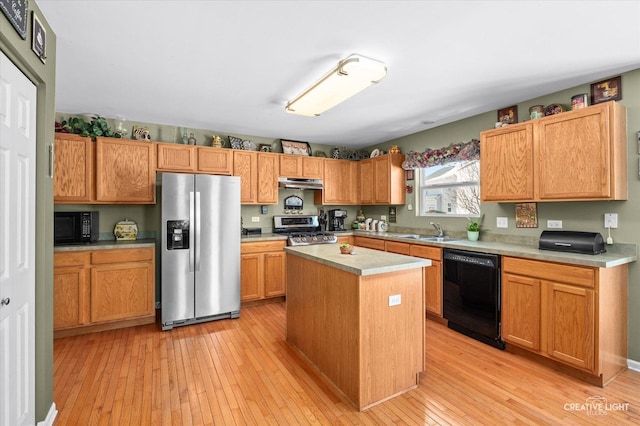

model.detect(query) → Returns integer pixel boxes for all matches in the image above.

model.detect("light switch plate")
[496,217,508,228]
[547,220,562,229]
[251,216,260,222]
[388,294,401,306]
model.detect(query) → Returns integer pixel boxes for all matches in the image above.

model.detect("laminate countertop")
[54,239,156,252]
[284,244,431,276]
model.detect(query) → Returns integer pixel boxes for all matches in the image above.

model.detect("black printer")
[538,230,606,255]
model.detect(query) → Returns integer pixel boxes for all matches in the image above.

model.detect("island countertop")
[284,244,431,276]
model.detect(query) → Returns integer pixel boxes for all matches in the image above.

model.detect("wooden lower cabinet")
[354,236,386,251]
[354,237,443,317]
[502,256,627,386]
[409,245,443,317]
[241,241,286,302]
[54,247,156,337]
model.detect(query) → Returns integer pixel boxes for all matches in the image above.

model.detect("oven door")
[443,249,503,348]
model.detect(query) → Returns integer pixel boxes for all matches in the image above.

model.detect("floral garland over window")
[401,139,480,170]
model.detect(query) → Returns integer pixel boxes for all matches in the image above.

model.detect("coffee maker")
[328,209,348,231]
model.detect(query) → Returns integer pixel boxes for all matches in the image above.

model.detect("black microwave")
[54,211,99,245]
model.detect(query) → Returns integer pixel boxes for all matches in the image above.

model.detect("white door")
[0,51,37,426]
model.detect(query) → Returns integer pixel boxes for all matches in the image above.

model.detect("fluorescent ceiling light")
[285,54,387,117]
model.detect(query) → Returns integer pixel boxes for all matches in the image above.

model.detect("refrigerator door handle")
[195,191,201,272]
[189,191,195,272]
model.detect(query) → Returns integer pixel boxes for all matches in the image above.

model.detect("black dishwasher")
[443,248,504,349]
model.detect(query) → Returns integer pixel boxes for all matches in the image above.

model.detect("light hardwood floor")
[54,302,640,425]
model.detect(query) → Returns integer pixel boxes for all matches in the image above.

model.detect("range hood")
[278,177,323,190]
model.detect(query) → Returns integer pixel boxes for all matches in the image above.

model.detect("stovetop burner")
[273,215,338,245]
[287,232,338,246]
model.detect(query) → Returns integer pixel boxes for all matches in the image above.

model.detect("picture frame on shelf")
[281,139,311,156]
[258,144,272,152]
[590,76,622,104]
[497,105,517,124]
[571,93,588,110]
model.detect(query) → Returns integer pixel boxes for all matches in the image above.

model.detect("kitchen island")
[284,244,431,411]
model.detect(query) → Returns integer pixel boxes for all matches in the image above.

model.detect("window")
[415,160,480,217]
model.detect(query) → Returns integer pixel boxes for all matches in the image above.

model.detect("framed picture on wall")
[32,12,47,63]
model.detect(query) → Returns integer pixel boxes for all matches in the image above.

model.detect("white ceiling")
[37,0,640,147]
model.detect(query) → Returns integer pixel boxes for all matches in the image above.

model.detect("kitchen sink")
[395,234,458,242]
[418,236,459,242]
[396,234,421,239]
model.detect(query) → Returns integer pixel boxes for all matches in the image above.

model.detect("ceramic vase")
[467,231,479,241]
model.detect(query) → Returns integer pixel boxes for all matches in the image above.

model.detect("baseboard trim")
[628,358,640,372]
[36,402,57,426]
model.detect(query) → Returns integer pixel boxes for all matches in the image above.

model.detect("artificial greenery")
[466,213,484,232]
[58,116,121,140]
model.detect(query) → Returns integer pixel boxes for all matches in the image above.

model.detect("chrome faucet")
[430,222,444,237]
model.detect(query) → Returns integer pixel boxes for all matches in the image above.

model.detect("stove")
[273,215,338,246]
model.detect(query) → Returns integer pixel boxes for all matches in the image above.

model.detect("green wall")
[367,69,640,361]
[56,69,640,363]
[0,2,56,422]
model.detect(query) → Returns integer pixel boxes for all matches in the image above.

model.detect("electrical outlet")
[496,217,508,228]
[380,215,387,221]
[604,213,618,229]
[388,294,401,307]
[547,220,563,229]
[251,216,260,223]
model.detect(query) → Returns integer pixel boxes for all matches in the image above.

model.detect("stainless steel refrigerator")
[161,173,241,330]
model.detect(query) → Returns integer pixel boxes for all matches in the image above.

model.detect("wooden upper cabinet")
[279,155,324,179]
[197,146,233,175]
[537,102,626,200]
[156,143,196,172]
[95,137,156,204]
[480,122,534,202]
[315,158,359,205]
[480,101,627,202]
[257,152,279,204]
[54,133,94,203]
[358,154,405,205]
[233,151,257,203]
[233,151,278,204]
[359,159,374,204]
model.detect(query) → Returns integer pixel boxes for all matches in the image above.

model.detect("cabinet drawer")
[91,248,154,265]
[503,257,595,288]
[54,251,90,267]
[410,245,442,261]
[385,241,411,255]
[241,240,286,254]
[354,237,386,251]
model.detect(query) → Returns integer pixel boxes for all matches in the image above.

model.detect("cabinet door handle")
[1,298,10,306]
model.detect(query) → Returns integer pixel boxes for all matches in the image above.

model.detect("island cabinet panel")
[53,134,94,203]
[481,101,627,202]
[95,137,156,204]
[53,247,156,338]
[501,256,627,386]
[286,252,424,410]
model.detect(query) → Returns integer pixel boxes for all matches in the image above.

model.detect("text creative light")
[285,54,387,116]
